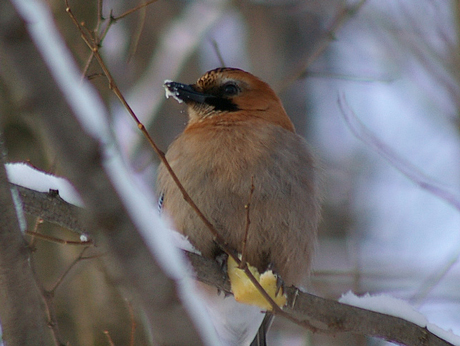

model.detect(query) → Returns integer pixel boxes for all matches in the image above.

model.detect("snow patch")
[6,162,83,207]
[164,80,184,103]
[340,291,460,345]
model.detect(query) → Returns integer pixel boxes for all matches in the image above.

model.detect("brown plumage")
[158,68,320,344]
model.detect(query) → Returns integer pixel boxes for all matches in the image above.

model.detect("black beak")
[164,81,212,104]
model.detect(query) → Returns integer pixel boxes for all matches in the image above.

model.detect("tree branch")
[15,184,457,346]
[0,160,50,343]
[14,183,88,235]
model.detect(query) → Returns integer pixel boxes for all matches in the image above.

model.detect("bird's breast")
[174,124,272,189]
[157,122,319,285]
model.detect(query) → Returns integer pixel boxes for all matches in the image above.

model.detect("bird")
[157,67,320,346]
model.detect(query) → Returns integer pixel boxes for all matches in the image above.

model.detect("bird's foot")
[215,253,229,273]
[227,256,286,311]
[215,253,232,297]
[266,263,285,296]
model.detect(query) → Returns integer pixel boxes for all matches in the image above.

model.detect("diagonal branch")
[15,184,458,346]
[338,94,460,212]
[14,184,88,235]
[276,0,368,93]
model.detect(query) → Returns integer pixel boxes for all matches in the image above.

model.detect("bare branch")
[14,184,88,235]
[14,184,457,346]
[211,39,226,67]
[191,250,455,346]
[338,94,460,212]
[240,176,255,268]
[103,330,115,346]
[126,299,137,346]
[113,0,159,21]
[48,247,91,294]
[276,0,368,93]
[283,287,455,346]
[25,230,92,245]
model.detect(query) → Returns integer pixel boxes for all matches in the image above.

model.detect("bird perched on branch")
[158,68,320,346]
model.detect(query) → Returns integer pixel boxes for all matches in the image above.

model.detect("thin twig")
[65,3,95,49]
[42,289,65,346]
[81,0,104,79]
[410,245,460,307]
[30,249,72,346]
[103,330,115,346]
[81,52,94,81]
[25,230,93,246]
[98,9,114,44]
[96,0,104,31]
[26,220,92,345]
[277,0,367,93]
[27,228,63,346]
[211,39,226,67]
[338,93,460,212]
[78,0,158,79]
[239,176,254,268]
[113,0,159,21]
[126,299,136,346]
[49,247,91,294]
[87,72,106,80]
[36,246,102,346]
[28,217,44,249]
[127,1,148,63]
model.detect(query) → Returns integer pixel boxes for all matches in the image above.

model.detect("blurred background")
[2,0,460,345]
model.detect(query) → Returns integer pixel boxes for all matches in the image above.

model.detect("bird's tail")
[250,313,274,346]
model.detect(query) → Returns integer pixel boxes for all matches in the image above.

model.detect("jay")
[158,68,320,345]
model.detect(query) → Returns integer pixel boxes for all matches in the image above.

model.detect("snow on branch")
[9,171,459,346]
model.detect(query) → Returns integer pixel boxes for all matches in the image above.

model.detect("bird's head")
[164,68,294,132]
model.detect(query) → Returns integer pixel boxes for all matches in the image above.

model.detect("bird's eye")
[222,83,239,96]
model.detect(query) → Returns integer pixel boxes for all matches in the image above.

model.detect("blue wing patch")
[158,193,164,214]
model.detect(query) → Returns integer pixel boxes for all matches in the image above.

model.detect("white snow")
[5,162,84,207]
[339,291,426,326]
[428,323,460,346]
[170,229,200,254]
[340,291,460,345]
[158,212,200,253]
[164,80,184,104]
